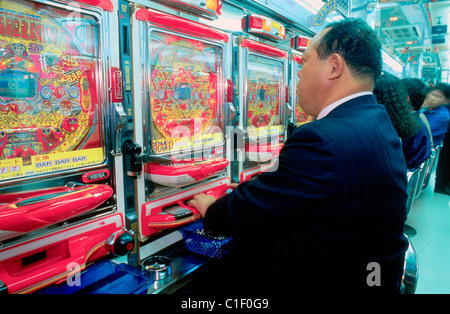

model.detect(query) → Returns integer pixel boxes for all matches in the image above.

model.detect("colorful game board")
[246,54,283,137]
[149,33,223,155]
[0,0,104,179]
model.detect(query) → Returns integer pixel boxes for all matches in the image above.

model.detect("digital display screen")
[0,71,37,98]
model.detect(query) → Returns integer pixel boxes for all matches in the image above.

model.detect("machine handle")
[123,139,142,177]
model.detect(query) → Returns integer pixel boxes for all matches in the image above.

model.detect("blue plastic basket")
[179,219,235,259]
[39,261,153,294]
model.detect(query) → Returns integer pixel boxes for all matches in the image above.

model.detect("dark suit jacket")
[204,94,409,294]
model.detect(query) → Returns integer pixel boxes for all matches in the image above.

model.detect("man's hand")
[188,193,217,217]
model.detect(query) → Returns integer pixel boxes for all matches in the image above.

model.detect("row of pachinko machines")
[0,0,320,293]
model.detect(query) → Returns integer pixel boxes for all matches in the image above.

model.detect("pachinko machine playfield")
[0,0,133,294]
[123,5,232,243]
[289,35,314,129]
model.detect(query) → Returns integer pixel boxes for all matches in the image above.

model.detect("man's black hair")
[401,78,426,111]
[317,18,382,81]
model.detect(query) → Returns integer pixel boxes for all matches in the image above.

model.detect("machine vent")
[383,25,421,40]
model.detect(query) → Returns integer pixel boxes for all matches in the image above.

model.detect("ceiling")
[372,0,449,82]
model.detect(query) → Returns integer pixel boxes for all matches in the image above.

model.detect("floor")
[405,172,450,294]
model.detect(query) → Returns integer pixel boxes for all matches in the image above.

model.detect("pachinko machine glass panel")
[290,53,314,127]
[131,9,231,240]
[289,37,314,128]
[0,0,133,294]
[148,31,224,165]
[0,0,105,182]
[237,39,288,182]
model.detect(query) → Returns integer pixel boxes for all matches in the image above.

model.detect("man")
[429,83,450,195]
[421,83,450,147]
[189,19,409,294]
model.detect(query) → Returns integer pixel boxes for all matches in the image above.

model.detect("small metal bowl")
[142,256,172,281]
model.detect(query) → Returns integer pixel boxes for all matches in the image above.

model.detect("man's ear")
[328,53,344,80]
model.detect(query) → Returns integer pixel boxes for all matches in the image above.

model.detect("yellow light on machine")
[207,0,217,11]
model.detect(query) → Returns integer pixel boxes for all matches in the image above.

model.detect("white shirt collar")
[317,91,373,120]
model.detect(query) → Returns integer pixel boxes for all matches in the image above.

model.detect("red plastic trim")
[293,55,303,64]
[0,213,124,294]
[74,0,114,12]
[140,178,230,237]
[0,184,113,241]
[241,39,287,58]
[135,9,229,42]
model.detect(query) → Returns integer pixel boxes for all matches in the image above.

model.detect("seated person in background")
[374,73,428,170]
[401,77,432,169]
[421,83,450,147]
[433,83,450,195]
[402,78,427,112]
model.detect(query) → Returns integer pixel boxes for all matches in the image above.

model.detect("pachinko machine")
[124,6,232,242]
[0,0,133,294]
[232,14,290,183]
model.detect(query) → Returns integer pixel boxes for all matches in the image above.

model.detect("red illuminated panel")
[249,16,263,29]
[150,0,222,20]
[291,36,311,51]
[135,9,229,42]
[241,39,288,59]
[293,55,303,64]
[242,14,286,42]
[75,0,114,12]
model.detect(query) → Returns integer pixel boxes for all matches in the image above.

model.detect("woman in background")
[374,73,429,170]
